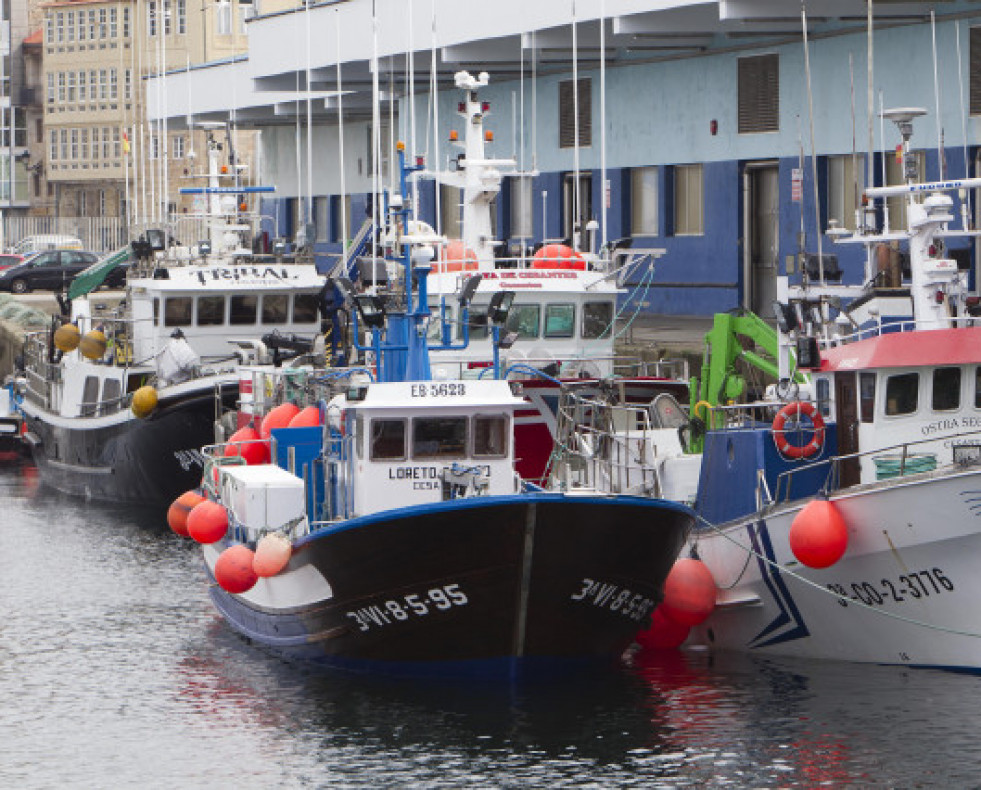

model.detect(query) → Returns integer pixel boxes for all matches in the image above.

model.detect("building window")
[88,9,96,40]
[79,191,87,215]
[630,166,659,236]
[148,2,157,37]
[123,7,130,38]
[827,155,866,231]
[78,70,87,102]
[173,135,185,159]
[89,70,97,103]
[67,72,76,103]
[81,128,88,160]
[99,70,107,100]
[100,190,107,216]
[510,177,533,239]
[67,11,75,42]
[113,129,121,159]
[110,69,118,100]
[239,0,254,34]
[110,8,117,38]
[558,77,591,148]
[885,150,925,231]
[77,10,85,41]
[47,73,54,103]
[49,130,57,162]
[56,12,64,43]
[673,164,704,236]
[70,129,79,160]
[178,0,187,34]
[125,70,132,101]
[57,72,65,102]
[217,3,232,35]
[738,53,779,134]
[92,128,100,161]
[99,8,107,39]
[36,118,43,145]
[102,126,111,160]
[46,17,53,45]
[150,136,159,160]
[60,129,68,161]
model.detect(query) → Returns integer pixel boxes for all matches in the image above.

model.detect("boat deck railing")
[766,426,981,509]
[819,313,981,347]
[548,388,692,498]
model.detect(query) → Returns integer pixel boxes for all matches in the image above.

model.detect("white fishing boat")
[16,129,324,507]
[682,109,981,670]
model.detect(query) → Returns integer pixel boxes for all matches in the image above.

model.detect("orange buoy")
[532,243,585,270]
[288,406,321,429]
[789,499,848,568]
[440,239,478,271]
[259,402,301,440]
[660,558,717,627]
[215,544,259,594]
[224,425,270,465]
[253,532,293,577]
[635,606,691,651]
[186,499,229,544]
[167,490,205,537]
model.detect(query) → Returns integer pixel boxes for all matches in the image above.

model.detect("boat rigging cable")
[693,511,981,639]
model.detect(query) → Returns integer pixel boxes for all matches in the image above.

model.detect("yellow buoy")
[53,323,81,353]
[79,329,108,360]
[131,385,158,419]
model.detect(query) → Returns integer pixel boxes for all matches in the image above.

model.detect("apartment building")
[38,0,273,226]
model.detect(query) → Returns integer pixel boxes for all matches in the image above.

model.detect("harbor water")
[2,458,980,788]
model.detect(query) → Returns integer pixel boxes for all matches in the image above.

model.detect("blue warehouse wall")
[263,16,981,312]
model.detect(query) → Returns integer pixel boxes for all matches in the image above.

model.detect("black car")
[0,250,100,294]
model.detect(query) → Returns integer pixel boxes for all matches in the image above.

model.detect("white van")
[11,234,84,256]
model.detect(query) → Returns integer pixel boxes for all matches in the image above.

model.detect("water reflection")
[3,456,981,788]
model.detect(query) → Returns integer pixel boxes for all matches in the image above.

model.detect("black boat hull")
[205,493,692,675]
[23,384,237,507]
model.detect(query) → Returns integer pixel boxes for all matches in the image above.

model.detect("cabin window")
[101,378,121,414]
[473,415,509,458]
[412,417,467,459]
[582,301,613,339]
[81,375,99,417]
[466,308,489,340]
[933,367,961,412]
[370,419,406,461]
[262,294,289,325]
[816,378,832,419]
[230,295,258,325]
[164,297,193,327]
[293,294,320,324]
[505,304,540,339]
[544,304,575,339]
[197,295,225,326]
[885,372,919,416]
[859,372,876,423]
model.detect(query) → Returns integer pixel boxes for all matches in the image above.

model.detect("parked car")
[0,254,25,270]
[0,250,100,294]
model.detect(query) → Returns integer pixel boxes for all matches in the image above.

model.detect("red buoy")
[439,239,478,271]
[253,532,293,577]
[215,544,259,594]
[260,402,301,439]
[288,406,322,429]
[635,606,691,651]
[532,243,586,270]
[660,558,717,627]
[789,499,848,569]
[186,500,229,544]
[224,425,270,465]
[167,490,205,537]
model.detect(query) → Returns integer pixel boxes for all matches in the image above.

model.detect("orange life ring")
[772,401,825,459]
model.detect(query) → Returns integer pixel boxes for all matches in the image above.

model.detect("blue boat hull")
[206,493,693,676]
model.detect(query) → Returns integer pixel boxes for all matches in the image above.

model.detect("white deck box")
[220,464,306,539]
